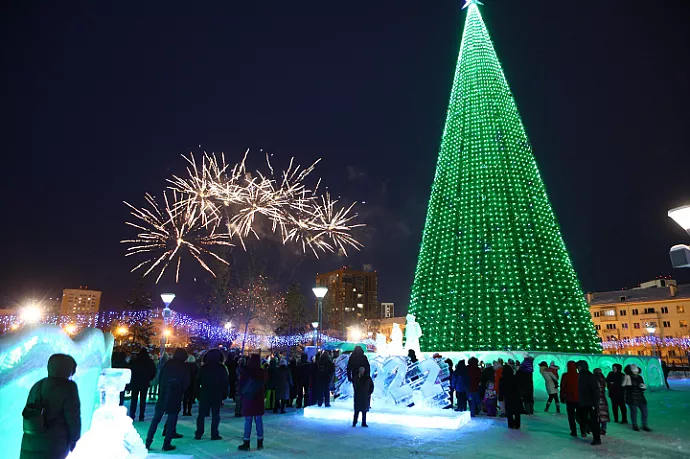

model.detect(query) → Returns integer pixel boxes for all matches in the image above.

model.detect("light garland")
[408,3,600,353]
[0,310,338,349]
[601,336,690,351]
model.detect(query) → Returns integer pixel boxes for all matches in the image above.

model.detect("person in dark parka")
[352,366,374,427]
[346,346,370,382]
[452,360,469,412]
[288,357,298,407]
[605,363,627,423]
[112,351,128,406]
[195,349,229,440]
[145,348,190,452]
[275,358,294,413]
[498,364,523,429]
[316,352,335,407]
[295,353,311,408]
[516,356,535,415]
[182,355,199,416]
[128,350,157,421]
[238,354,268,451]
[623,364,651,432]
[576,360,602,446]
[20,354,81,459]
[226,353,238,400]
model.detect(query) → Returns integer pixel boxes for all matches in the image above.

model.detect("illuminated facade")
[588,279,690,364]
[61,288,102,315]
[316,265,378,336]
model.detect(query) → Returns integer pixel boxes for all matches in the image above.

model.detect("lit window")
[678,306,685,314]
[680,320,688,328]
[604,310,615,317]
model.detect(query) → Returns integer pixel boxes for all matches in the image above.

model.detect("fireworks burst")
[123,151,364,282]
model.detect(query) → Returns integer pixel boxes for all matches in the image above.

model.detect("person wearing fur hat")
[622,364,651,432]
[146,348,190,451]
[539,361,560,413]
[275,358,293,413]
[576,360,602,446]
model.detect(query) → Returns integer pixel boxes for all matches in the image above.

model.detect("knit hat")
[538,361,548,368]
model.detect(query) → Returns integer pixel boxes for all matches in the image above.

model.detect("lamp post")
[116,326,129,346]
[311,321,319,346]
[668,205,690,268]
[312,286,328,347]
[160,293,175,358]
[645,322,662,359]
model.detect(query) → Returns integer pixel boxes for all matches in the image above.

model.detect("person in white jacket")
[539,361,560,413]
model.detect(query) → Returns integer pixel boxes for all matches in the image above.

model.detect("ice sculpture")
[404,313,422,356]
[375,332,388,357]
[0,325,113,459]
[389,323,404,356]
[68,368,147,459]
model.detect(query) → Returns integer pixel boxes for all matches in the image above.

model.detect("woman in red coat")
[238,354,268,451]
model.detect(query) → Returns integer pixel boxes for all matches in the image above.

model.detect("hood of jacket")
[48,353,77,379]
[566,361,578,373]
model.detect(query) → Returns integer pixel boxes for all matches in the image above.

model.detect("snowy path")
[135,378,690,459]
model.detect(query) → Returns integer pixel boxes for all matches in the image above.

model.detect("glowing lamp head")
[116,326,129,336]
[311,321,319,329]
[64,324,77,335]
[312,286,328,299]
[160,293,176,307]
[163,329,172,337]
[348,326,362,342]
[20,305,43,324]
[10,323,20,331]
[224,321,233,330]
[669,205,690,233]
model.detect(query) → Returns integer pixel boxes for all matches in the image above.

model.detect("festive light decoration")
[408,3,600,353]
[123,152,364,282]
[0,310,338,349]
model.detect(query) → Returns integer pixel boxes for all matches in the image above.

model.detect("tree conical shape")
[409,4,601,353]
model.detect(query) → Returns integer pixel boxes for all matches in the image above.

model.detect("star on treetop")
[463,0,484,9]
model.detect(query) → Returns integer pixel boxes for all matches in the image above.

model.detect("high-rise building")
[316,266,378,336]
[408,2,600,353]
[60,287,102,315]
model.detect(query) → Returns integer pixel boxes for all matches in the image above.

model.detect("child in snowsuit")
[352,366,374,427]
[484,382,497,416]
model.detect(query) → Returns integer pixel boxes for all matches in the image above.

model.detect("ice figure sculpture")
[388,323,404,356]
[0,325,113,459]
[68,368,148,459]
[404,314,422,356]
[375,332,388,357]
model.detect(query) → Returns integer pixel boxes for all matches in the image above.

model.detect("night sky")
[3,1,690,315]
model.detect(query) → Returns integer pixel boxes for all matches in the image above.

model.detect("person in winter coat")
[194,349,229,440]
[605,363,627,423]
[498,364,523,429]
[183,355,199,416]
[20,354,81,459]
[661,361,670,389]
[452,360,470,412]
[516,356,535,415]
[128,350,157,421]
[576,360,602,446]
[483,382,497,416]
[295,353,311,408]
[493,360,504,415]
[539,361,560,413]
[316,352,335,407]
[560,361,581,437]
[226,353,238,400]
[347,346,370,383]
[593,368,610,435]
[309,353,320,405]
[480,364,494,413]
[352,366,374,427]
[265,358,278,413]
[467,357,482,416]
[234,356,246,417]
[288,357,298,407]
[549,361,560,379]
[238,354,268,451]
[112,351,128,406]
[146,348,190,452]
[622,364,651,432]
[275,359,293,413]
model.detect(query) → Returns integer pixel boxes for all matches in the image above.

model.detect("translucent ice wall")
[0,325,113,459]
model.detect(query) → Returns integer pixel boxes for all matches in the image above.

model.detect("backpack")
[22,380,47,434]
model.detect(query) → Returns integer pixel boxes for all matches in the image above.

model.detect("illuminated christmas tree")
[409,1,601,353]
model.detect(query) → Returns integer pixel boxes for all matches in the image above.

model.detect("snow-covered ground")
[135,378,690,459]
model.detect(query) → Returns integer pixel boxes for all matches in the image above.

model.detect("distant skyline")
[2,1,689,316]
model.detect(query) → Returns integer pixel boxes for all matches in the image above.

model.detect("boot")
[238,440,250,451]
[632,425,640,431]
[352,412,358,427]
[257,439,264,450]
[162,445,177,452]
[544,402,551,412]
[556,403,561,414]
[591,438,602,446]
[642,426,652,432]
[361,413,368,427]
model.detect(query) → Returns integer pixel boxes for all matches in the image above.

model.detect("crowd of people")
[444,354,654,446]
[19,346,666,458]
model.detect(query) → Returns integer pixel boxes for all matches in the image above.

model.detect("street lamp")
[224,321,233,330]
[311,321,319,346]
[668,205,690,268]
[669,205,690,235]
[645,322,661,359]
[116,325,128,346]
[312,286,328,346]
[160,293,175,358]
[64,324,77,335]
[20,304,43,324]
